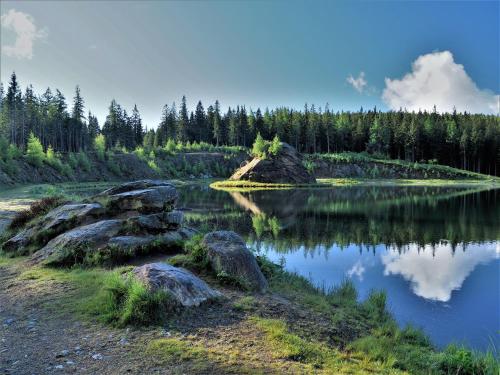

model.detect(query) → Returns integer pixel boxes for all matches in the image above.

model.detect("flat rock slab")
[98,180,174,196]
[31,219,124,266]
[202,231,268,292]
[133,262,222,307]
[108,186,178,213]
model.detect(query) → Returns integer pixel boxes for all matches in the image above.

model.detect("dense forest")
[1,72,499,175]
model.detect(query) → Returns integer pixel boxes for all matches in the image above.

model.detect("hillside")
[0,148,497,186]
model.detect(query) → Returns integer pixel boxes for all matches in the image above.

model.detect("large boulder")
[202,231,268,292]
[31,219,124,265]
[230,142,315,184]
[133,262,222,307]
[4,180,194,267]
[107,186,178,213]
[1,203,103,253]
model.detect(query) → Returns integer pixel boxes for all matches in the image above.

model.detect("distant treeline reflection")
[180,186,500,253]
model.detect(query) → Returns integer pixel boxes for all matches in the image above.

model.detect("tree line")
[1,72,499,175]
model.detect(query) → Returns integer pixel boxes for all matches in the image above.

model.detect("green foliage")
[251,132,267,158]
[84,270,177,327]
[25,132,45,167]
[8,196,66,230]
[45,147,72,176]
[268,135,282,156]
[164,138,176,154]
[76,152,91,172]
[7,143,22,159]
[94,134,106,161]
[148,159,159,172]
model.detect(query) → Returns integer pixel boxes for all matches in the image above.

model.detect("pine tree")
[131,104,143,147]
[213,100,222,146]
[177,95,189,143]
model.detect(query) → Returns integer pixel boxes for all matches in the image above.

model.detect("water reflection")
[179,184,500,349]
[382,242,499,302]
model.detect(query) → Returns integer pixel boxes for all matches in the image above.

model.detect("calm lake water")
[0,182,498,350]
[177,184,500,351]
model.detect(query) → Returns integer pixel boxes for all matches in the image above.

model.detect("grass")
[310,152,499,181]
[146,338,210,369]
[256,254,499,374]
[251,317,404,374]
[15,264,177,327]
[210,178,359,192]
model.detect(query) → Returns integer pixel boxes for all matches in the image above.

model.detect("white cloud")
[383,51,499,114]
[347,72,367,93]
[1,9,47,59]
[347,260,365,281]
[382,242,499,302]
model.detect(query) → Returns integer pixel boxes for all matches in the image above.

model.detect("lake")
[1,182,498,351]
[177,184,500,351]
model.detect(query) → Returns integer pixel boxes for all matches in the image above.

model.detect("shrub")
[46,147,72,176]
[164,138,176,154]
[25,132,45,167]
[268,135,282,156]
[251,132,267,159]
[77,152,91,172]
[134,146,147,161]
[148,159,159,172]
[7,143,22,159]
[9,196,66,230]
[94,134,106,161]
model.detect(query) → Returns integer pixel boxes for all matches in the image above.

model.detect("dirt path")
[0,259,337,375]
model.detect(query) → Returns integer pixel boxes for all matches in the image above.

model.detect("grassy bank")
[210,177,498,192]
[1,249,497,374]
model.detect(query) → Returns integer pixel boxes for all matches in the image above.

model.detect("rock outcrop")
[1,180,195,266]
[133,262,222,307]
[2,203,104,253]
[202,231,268,292]
[229,142,315,184]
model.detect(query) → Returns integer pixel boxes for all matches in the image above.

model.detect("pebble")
[66,360,75,365]
[54,365,64,370]
[118,337,129,346]
[91,353,103,360]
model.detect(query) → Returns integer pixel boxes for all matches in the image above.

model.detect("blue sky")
[1,0,498,128]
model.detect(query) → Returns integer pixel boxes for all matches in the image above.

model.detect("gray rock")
[133,262,222,307]
[230,142,315,184]
[126,210,183,232]
[202,231,268,292]
[97,180,173,196]
[40,203,104,234]
[31,219,124,265]
[1,227,36,252]
[1,203,103,253]
[108,185,178,213]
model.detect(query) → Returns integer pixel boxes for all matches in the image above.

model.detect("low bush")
[25,132,45,167]
[9,196,66,230]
